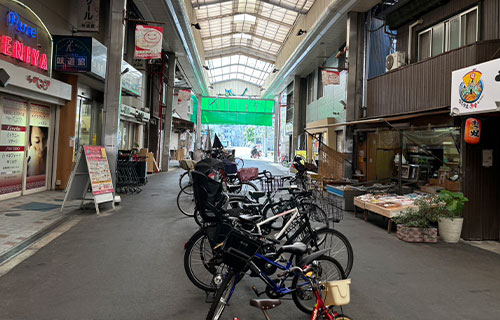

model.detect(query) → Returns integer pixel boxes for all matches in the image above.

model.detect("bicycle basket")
[222,231,261,271]
[317,193,344,222]
[238,167,259,182]
[322,279,351,306]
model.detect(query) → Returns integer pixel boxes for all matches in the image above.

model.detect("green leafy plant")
[437,190,469,219]
[393,197,445,228]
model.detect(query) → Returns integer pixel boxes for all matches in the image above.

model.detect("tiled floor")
[0,191,82,259]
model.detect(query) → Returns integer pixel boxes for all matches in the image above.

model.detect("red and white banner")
[322,70,340,86]
[178,89,191,102]
[135,25,163,59]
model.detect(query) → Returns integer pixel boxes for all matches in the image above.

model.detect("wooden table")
[354,198,416,233]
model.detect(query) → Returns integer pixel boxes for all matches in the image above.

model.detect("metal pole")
[399,131,403,195]
[103,0,127,187]
[196,95,202,149]
[274,99,279,163]
[161,52,176,171]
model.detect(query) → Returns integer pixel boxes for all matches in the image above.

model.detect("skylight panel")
[234,13,257,24]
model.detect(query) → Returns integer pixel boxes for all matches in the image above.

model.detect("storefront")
[119,103,149,150]
[0,1,71,200]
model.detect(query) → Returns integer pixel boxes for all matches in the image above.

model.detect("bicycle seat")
[238,214,263,223]
[248,191,266,200]
[278,242,308,255]
[250,299,281,310]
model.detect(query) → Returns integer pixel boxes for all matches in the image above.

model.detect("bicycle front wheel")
[179,171,190,189]
[302,228,353,277]
[177,185,195,217]
[291,255,345,314]
[206,271,237,320]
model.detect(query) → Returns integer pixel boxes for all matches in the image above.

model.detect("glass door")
[75,97,93,157]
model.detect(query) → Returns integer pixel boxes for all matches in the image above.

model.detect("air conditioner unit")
[386,52,406,72]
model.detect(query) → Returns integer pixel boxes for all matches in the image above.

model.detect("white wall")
[173,96,193,120]
[210,80,261,97]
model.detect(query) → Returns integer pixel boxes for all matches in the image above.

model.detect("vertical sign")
[26,104,50,190]
[134,25,163,59]
[83,145,114,195]
[78,0,100,32]
[0,98,27,195]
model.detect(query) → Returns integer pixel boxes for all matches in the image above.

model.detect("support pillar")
[195,94,202,149]
[161,52,176,171]
[292,75,306,154]
[274,98,279,163]
[103,0,127,186]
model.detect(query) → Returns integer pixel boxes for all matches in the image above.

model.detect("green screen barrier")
[201,97,274,126]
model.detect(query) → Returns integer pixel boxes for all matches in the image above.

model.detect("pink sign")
[134,25,163,59]
[84,146,114,195]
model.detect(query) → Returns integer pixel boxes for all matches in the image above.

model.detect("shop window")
[317,69,324,99]
[418,6,478,60]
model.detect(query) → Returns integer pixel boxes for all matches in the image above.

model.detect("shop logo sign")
[8,11,37,38]
[459,69,483,109]
[26,75,50,90]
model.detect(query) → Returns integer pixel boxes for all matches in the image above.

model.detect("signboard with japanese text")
[53,36,92,72]
[0,98,27,195]
[322,70,340,86]
[451,57,500,115]
[134,25,163,59]
[84,145,114,195]
[26,104,50,190]
[0,0,52,76]
[78,0,100,32]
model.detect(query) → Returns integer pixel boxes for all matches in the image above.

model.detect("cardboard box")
[146,152,159,173]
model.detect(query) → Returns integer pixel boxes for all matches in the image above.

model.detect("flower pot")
[438,217,463,243]
[397,225,438,243]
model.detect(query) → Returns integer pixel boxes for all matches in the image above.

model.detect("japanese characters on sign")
[78,0,100,32]
[53,36,92,72]
[134,25,163,60]
[83,146,114,195]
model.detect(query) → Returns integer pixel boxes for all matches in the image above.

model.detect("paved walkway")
[0,161,499,320]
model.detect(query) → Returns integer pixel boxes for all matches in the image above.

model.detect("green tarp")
[200,97,274,126]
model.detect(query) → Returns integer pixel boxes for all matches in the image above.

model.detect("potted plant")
[436,190,469,243]
[393,198,443,243]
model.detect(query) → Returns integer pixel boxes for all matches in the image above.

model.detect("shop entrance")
[0,95,55,200]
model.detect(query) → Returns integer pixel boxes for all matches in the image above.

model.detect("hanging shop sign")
[53,36,92,72]
[77,0,100,32]
[134,25,163,60]
[451,57,500,115]
[322,70,340,86]
[120,104,150,123]
[90,39,143,96]
[0,1,52,76]
[178,89,191,102]
[464,118,481,144]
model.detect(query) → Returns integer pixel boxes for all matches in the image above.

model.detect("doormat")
[13,202,60,212]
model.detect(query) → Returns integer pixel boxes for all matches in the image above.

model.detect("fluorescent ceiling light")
[233,14,256,24]
[232,33,252,40]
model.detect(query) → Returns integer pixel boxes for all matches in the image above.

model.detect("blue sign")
[53,36,92,72]
[8,11,37,38]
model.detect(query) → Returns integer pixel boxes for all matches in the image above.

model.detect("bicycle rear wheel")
[302,228,353,277]
[177,185,195,217]
[179,171,190,189]
[206,271,237,320]
[291,255,345,314]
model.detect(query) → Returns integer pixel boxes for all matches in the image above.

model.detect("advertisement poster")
[134,25,163,59]
[322,70,340,86]
[0,98,27,195]
[84,145,114,195]
[26,104,50,190]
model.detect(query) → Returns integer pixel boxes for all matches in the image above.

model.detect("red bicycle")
[233,264,352,320]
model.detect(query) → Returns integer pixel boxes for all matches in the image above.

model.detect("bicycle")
[206,229,346,320]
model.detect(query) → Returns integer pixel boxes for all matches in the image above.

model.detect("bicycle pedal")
[251,285,264,297]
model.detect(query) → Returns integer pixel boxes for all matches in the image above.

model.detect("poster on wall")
[0,98,27,195]
[322,70,340,86]
[134,25,163,59]
[78,0,100,31]
[26,104,50,190]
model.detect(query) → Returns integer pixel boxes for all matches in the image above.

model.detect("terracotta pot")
[438,217,463,243]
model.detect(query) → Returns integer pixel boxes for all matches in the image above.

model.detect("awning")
[305,109,450,131]
[173,117,195,131]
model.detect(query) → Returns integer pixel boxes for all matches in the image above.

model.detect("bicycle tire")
[179,171,190,189]
[302,228,353,277]
[235,158,244,170]
[232,181,258,195]
[206,271,237,320]
[194,209,204,227]
[184,230,225,292]
[291,255,345,314]
[334,315,353,320]
[177,185,195,217]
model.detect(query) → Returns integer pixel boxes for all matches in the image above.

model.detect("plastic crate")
[322,279,351,306]
[222,231,261,271]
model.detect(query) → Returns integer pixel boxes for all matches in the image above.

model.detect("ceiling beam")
[202,31,283,45]
[196,12,293,28]
[193,0,308,14]
[208,63,272,74]
[204,46,276,64]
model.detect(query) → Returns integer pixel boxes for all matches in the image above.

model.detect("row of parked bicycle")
[178,155,354,320]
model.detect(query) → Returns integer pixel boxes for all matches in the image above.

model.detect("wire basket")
[259,175,287,192]
[222,231,261,271]
[317,193,344,223]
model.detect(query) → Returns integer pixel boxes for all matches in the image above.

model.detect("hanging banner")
[135,25,163,59]
[322,70,340,86]
[178,89,191,102]
[78,0,100,31]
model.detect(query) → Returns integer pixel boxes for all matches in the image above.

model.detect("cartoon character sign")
[459,69,484,109]
[134,25,163,59]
